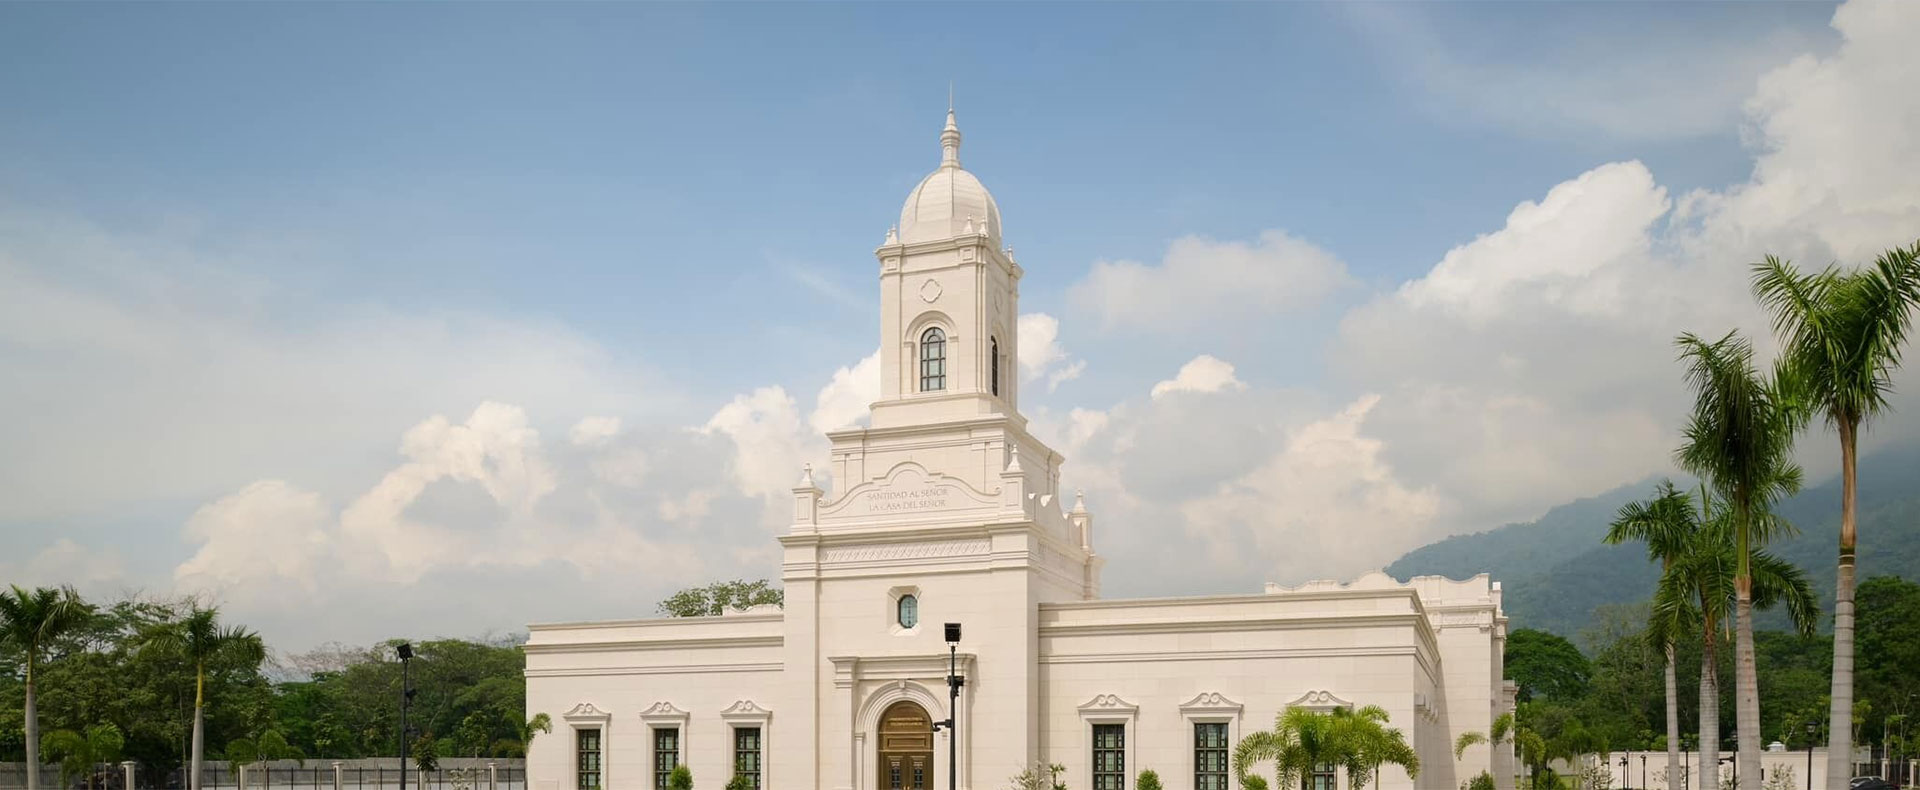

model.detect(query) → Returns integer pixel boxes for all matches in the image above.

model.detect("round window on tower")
[897,594,919,629]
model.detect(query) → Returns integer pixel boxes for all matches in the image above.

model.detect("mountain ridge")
[1385,441,1920,636]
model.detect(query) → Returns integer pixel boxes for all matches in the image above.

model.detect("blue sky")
[5,1,1916,650]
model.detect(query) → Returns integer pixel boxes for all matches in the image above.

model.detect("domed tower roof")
[897,108,1002,246]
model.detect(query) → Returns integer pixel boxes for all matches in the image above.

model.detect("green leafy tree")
[1674,330,1805,790]
[139,604,266,790]
[0,585,96,790]
[1606,480,1702,788]
[1857,575,1920,744]
[1505,629,1592,703]
[1753,241,1920,790]
[226,729,303,778]
[411,731,439,772]
[40,723,123,790]
[724,775,751,790]
[668,764,694,790]
[656,580,785,617]
[1135,769,1162,790]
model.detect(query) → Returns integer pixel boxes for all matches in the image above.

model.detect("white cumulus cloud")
[1069,230,1352,331]
[1151,355,1248,400]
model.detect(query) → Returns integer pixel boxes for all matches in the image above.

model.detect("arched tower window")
[990,337,1001,397]
[919,328,946,392]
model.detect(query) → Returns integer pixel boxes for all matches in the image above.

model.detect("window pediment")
[1284,690,1354,711]
[639,701,689,726]
[1076,694,1139,716]
[721,699,773,724]
[564,702,611,724]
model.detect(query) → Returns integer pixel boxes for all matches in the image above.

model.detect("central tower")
[871,107,1025,429]
[777,107,1102,790]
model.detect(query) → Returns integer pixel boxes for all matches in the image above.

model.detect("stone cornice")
[1038,611,1426,638]
[526,662,781,679]
[528,612,783,631]
[1043,586,1421,609]
[524,635,783,654]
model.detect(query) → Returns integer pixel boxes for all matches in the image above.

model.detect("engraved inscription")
[868,486,949,513]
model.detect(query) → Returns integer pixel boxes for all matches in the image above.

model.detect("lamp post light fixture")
[930,623,963,790]
[397,642,415,790]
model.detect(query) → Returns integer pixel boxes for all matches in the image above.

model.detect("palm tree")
[1606,480,1705,790]
[1674,330,1804,790]
[1646,486,1818,790]
[1234,707,1351,790]
[1334,706,1417,790]
[491,713,552,758]
[40,723,125,790]
[141,604,267,790]
[1752,242,1920,789]
[0,585,96,790]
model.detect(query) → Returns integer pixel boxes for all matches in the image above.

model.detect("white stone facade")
[525,110,1513,790]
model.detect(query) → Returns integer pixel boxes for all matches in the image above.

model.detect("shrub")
[668,765,693,790]
[1135,770,1162,790]
[1461,771,1496,790]
[725,775,752,790]
[1007,763,1066,790]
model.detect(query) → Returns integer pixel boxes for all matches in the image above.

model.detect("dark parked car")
[1848,777,1895,790]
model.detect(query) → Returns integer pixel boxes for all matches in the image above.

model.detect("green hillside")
[1386,441,1920,636]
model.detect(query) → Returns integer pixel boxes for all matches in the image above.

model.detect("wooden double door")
[878,701,934,790]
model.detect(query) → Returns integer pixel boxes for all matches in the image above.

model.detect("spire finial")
[940,87,962,168]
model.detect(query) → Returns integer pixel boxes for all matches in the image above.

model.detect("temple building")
[524,109,1515,790]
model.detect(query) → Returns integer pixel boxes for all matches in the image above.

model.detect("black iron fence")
[2,761,525,790]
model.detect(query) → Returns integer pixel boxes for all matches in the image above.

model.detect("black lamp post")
[930,624,964,790]
[1620,755,1629,789]
[398,643,415,790]
[1640,753,1646,790]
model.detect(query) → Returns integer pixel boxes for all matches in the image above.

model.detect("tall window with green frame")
[734,727,763,790]
[1194,723,1228,790]
[1093,724,1125,790]
[576,729,602,790]
[654,728,679,790]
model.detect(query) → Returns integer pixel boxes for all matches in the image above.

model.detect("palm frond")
[1455,731,1488,760]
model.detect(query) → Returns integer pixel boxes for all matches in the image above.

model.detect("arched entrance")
[877,700,934,790]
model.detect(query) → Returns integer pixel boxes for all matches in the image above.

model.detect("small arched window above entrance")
[897,594,919,629]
